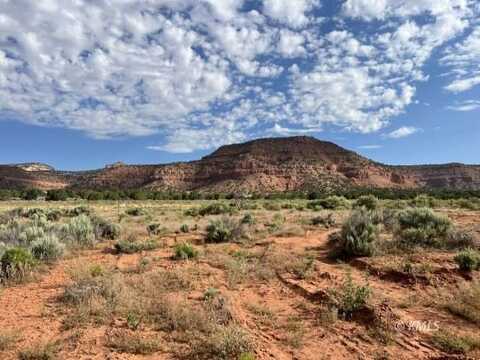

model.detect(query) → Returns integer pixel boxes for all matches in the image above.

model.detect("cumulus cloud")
[385,126,421,139]
[0,0,477,153]
[343,0,470,20]
[263,0,319,28]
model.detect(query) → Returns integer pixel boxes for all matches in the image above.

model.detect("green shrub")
[454,249,480,271]
[241,213,255,225]
[30,234,65,262]
[184,208,199,217]
[455,198,480,210]
[0,247,35,281]
[195,325,254,360]
[205,217,245,243]
[395,208,452,249]
[114,239,158,254]
[354,195,378,211]
[307,196,350,211]
[125,208,146,216]
[18,224,46,245]
[199,203,234,216]
[310,213,335,228]
[64,206,91,217]
[173,242,198,260]
[330,208,378,258]
[63,215,96,247]
[411,194,437,208]
[147,223,162,236]
[95,219,121,240]
[179,224,189,233]
[329,273,371,320]
[263,202,281,211]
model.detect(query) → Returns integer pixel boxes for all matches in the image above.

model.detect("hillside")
[1,136,480,192]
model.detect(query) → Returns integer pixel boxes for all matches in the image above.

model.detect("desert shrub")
[411,194,437,208]
[146,223,162,236]
[194,325,254,360]
[432,330,480,355]
[446,281,480,324]
[199,203,234,216]
[179,224,189,233]
[0,221,24,246]
[114,238,158,254]
[307,196,350,211]
[354,195,379,211]
[62,215,96,247]
[125,208,146,217]
[93,218,121,240]
[184,208,199,217]
[455,198,480,210]
[454,249,480,271]
[173,242,198,260]
[0,331,19,351]
[381,208,399,231]
[240,213,255,225]
[18,223,46,245]
[310,213,335,228]
[205,217,247,243]
[290,254,315,280]
[107,330,162,355]
[328,273,371,320]
[330,208,378,259]
[30,234,65,262]
[18,342,58,360]
[446,229,477,249]
[0,247,35,281]
[395,208,452,249]
[263,202,281,211]
[64,206,91,217]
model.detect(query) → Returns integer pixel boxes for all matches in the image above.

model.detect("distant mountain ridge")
[1,136,480,192]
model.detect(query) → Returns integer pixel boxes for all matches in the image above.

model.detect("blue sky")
[0,0,479,170]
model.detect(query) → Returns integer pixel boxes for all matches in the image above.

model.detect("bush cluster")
[307,196,350,211]
[0,207,119,283]
[395,207,452,249]
[205,217,247,243]
[454,249,480,271]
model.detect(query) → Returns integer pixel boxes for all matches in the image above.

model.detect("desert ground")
[0,197,479,360]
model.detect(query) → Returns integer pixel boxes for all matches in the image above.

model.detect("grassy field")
[0,196,479,359]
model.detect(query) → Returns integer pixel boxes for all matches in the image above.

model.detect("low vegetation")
[395,207,452,249]
[0,194,479,358]
[329,208,378,259]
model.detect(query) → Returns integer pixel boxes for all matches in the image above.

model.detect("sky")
[0,0,479,170]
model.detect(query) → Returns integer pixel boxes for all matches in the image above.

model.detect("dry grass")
[445,281,480,324]
[18,342,58,360]
[106,330,163,354]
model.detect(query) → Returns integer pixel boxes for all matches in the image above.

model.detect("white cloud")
[343,0,470,20]
[268,124,322,136]
[263,0,319,28]
[445,76,480,92]
[0,0,477,153]
[277,30,306,57]
[446,100,480,112]
[442,27,480,92]
[385,126,421,138]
